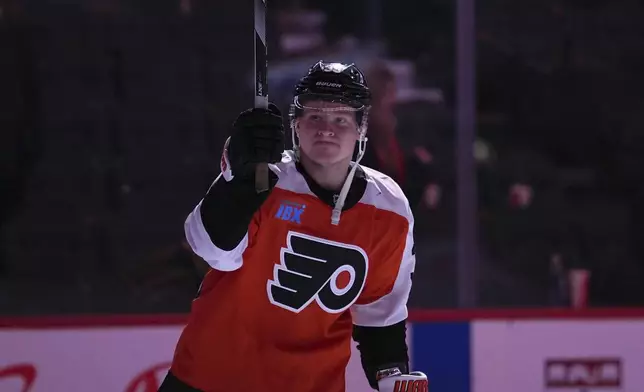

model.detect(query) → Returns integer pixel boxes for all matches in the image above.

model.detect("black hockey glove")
[227,103,284,182]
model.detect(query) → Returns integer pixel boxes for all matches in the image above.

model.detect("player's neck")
[299,154,350,192]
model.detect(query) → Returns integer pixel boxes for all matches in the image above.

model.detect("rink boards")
[2,310,644,392]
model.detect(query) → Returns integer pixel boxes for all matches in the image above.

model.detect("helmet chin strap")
[331,129,367,225]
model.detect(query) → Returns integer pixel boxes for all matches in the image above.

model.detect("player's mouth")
[313,140,339,147]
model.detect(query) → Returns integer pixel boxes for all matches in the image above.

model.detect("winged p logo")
[268,231,368,314]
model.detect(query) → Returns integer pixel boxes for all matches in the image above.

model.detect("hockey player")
[159,61,428,392]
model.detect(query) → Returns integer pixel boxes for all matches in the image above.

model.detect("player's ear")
[294,119,301,135]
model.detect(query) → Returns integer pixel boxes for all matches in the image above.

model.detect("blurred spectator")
[360,61,438,212]
[548,252,570,307]
[508,183,533,209]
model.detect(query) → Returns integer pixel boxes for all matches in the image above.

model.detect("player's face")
[295,100,359,166]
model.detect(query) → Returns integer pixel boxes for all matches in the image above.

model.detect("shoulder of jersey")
[267,153,412,221]
[268,150,297,178]
[360,164,413,222]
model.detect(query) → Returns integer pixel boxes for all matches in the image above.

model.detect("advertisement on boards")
[0,326,179,392]
[0,319,477,392]
[0,324,380,392]
[544,357,622,389]
[471,320,644,392]
[8,314,643,392]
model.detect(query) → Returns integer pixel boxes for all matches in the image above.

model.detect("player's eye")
[333,116,353,127]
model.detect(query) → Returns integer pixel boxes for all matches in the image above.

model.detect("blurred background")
[1,0,644,317]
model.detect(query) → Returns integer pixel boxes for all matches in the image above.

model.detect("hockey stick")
[254,0,269,193]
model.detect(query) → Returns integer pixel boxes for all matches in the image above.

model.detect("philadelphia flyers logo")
[267,231,368,314]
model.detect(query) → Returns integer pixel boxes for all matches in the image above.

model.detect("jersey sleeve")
[184,200,249,272]
[351,209,415,327]
[184,156,289,272]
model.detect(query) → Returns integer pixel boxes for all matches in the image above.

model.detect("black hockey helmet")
[293,61,372,109]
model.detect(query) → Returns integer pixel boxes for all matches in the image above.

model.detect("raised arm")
[184,104,284,271]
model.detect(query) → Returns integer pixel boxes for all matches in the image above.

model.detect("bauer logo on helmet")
[316,81,343,88]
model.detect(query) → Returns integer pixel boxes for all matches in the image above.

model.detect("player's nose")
[313,119,335,136]
[316,128,335,137]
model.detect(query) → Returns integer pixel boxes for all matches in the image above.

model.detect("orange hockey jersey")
[171,152,416,392]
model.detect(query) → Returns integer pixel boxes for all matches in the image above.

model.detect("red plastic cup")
[569,269,591,309]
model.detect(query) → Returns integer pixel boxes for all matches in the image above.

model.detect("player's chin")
[309,151,344,166]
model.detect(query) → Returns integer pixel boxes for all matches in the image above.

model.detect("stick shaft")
[254,0,269,193]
